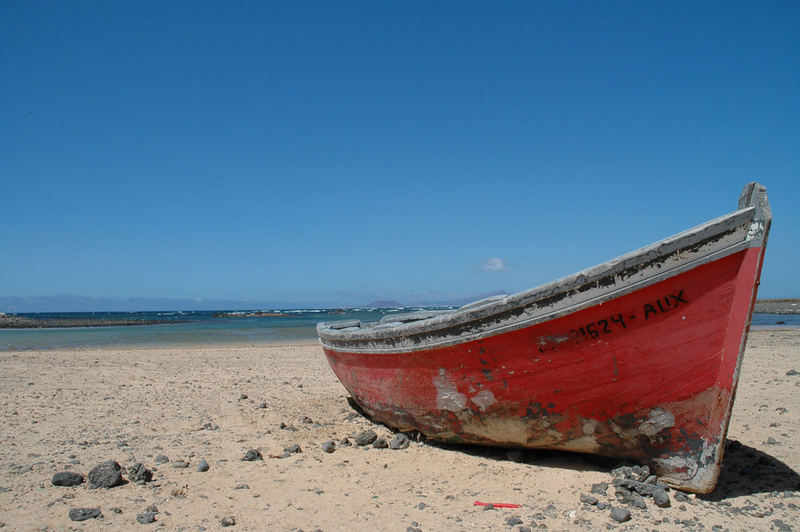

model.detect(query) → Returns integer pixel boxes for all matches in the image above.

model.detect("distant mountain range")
[0,291,510,313]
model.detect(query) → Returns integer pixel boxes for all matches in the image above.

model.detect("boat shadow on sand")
[348,397,799,499]
[699,440,800,501]
[438,438,800,500]
[429,436,799,499]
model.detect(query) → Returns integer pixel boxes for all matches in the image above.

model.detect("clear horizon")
[2,2,798,308]
[0,292,507,313]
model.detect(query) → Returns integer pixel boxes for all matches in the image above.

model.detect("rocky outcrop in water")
[0,315,183,328]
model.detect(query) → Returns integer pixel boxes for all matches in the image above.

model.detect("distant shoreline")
[0,315,188,329]
[1,298,798,329]
[753,298,800,314]
[212,311,294,318]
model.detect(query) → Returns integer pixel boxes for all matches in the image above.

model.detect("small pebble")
[653,487,671,508]
[128,462,153,483]
[355,429,377,446]
[631,492,647,509]
[154,455,170,464]
[196,459,210,472]
[610,506,631,523]
[221,516,236,527]
[284,444,302,454]
[389,433,410,450]
[69,508,102,522]
[52,471,84,487]
[321,441,336,453]
[136,512,157,524]
[241,450,263,461]
[373,438,388,449]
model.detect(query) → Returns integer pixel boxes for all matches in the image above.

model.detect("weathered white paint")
[470,389,497,411]
[433,369,466,412]
[639,408,676,437]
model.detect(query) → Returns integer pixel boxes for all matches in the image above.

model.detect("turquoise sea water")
[0,309,445,351]
[0,310,796,351]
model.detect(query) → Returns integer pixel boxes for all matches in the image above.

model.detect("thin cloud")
[481,258,510,272]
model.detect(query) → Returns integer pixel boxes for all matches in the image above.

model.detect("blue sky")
[2,1,798,309]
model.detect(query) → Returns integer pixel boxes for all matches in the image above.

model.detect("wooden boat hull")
[318,183,771,493]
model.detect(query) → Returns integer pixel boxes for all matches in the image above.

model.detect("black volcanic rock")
[88,460,124,489]
[355,429,377,446]
[389,433,410,450]
[69,508,102,521]
[241,449,262,461]
[128,462,153,484]
[52,471,84,487]
[137,511,157,524]
[321,441,336,453]
[610,506,631,523]
[283,443,302,454]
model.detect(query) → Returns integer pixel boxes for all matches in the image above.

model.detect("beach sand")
[1,329,798,531]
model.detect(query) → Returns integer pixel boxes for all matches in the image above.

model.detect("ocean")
[1,310,797,351]
[0,308,438,351]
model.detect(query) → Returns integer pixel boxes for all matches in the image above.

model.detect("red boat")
[317,183,771,493]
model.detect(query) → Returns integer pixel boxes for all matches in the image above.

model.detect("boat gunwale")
[318,184,770,353]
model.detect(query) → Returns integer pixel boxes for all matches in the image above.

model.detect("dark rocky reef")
[0,314,185,329]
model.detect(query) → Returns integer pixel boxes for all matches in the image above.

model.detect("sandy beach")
[1,329,798,531]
